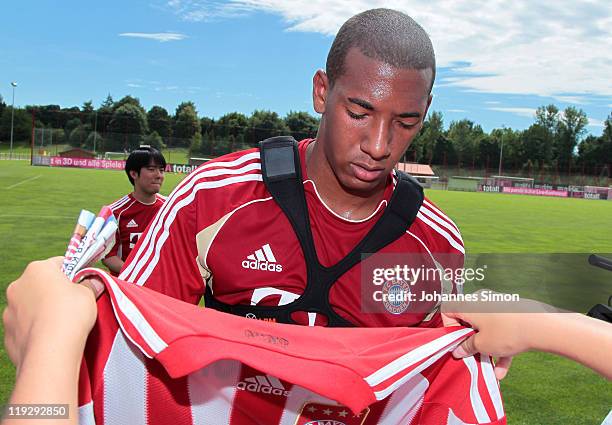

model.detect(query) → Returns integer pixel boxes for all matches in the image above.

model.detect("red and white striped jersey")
[119,140,465,327]
[77,269,505,425]
[106,193,166,263]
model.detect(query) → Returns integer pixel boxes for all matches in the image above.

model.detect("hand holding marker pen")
[69,216,117,279]
[62,206,112,276]
[61,206,118,278]
[61,210,95,269]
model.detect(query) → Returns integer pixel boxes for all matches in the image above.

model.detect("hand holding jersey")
[442,294,612,380]
[3,258,99,370]
[2,258,101,425]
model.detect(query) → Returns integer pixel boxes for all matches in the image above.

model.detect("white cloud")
[166,0,612,98]
[154,85,180,91]
[447,109,467,113]
[588,117,605,127]
[488,107,536,118]
[485,101,501,105]
[119,32,187,42]
[126,83,143,88]
[553,95,589,105]
[165,0,253,21]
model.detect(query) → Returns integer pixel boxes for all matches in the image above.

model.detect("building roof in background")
[396,163,436,176]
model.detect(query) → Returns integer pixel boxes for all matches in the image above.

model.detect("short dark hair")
[326,8,436,91]
[125,146,166,185]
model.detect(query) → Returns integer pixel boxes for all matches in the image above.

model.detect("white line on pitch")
[5,174,42,189]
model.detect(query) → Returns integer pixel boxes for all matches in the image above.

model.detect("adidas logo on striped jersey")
[126,219,138,228]
[241,243,283,273]
[236,375,291,397]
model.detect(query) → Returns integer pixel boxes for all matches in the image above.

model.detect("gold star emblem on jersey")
[295,402,370,425]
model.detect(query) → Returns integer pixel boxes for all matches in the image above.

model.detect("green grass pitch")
[1,161,611,423]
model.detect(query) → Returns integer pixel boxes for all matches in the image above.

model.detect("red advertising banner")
[49,156,200,174]
[50,156,125,170]
[570,191,585,199]
[502,186,568,197]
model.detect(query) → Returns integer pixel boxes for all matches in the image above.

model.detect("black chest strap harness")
[204,136,424,327]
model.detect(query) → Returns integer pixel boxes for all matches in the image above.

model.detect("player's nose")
[361,118,392,161]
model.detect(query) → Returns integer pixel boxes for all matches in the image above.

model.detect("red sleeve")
[119,192,202,304]
[77,363,98,424]
[119,148,263,305]
[418,354,506,424]
[78,357,93,408]
[417,197,466,295]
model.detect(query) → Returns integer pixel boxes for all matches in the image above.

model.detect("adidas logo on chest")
[236,375,290,397]
[241,243,283,273]
[126,219,138,228]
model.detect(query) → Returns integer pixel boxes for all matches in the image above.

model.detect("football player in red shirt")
[102,147,167,275]
[119,9,464,332]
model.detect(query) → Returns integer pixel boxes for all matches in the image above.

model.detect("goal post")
[104,151,128,160]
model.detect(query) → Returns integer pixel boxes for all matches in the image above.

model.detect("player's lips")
[350,162,385,182]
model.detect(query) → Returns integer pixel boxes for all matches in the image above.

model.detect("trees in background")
[106,96,149,151]
[4,92,609,175]
[447,119,485,168]
[245,110,290,147]
[206,112,249,154]
[402,106,609,176]
[197,110,318,156]
[409,111,444,164]
[0,107,30,142]
[97,94,114,134]
[557,107,589,172]
[285,111,319,141]
[576,113,612,175]
[173,102,201,152]
[147,106,172,144]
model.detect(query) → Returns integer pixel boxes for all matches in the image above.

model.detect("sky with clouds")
[1,0,610,134]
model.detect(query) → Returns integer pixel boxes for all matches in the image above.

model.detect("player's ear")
[129,169,139,181]
[312,69,329,114]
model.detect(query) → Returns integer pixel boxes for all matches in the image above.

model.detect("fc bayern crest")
[382,279,411,315]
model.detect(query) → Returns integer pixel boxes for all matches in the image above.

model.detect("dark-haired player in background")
[102,147,167,275]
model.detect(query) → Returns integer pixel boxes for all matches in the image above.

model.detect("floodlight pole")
[9,82,17,160]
